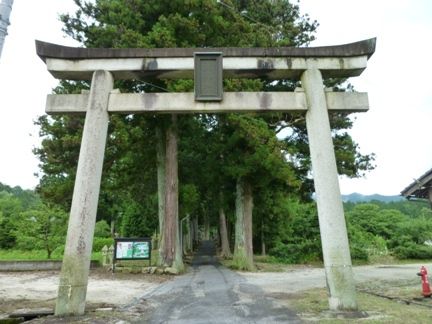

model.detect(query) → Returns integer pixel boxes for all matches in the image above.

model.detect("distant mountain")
[342,193,405,203]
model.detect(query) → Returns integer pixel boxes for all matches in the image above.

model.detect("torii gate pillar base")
[55,70,113,316]
[302,69,358,311]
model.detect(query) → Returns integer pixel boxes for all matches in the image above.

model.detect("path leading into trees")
[1,247,425,323]
[133,240,301,323]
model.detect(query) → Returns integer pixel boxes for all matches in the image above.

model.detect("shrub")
[393,243,432,259]
[93,237,114,252]
[94,220,111,238]
[52,245,65,258]
[350,245,368,261]
[269,240,321,264]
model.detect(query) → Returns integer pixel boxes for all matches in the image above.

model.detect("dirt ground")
[0,268,170,314]
[239,263,428,294]
[0,263,430,322]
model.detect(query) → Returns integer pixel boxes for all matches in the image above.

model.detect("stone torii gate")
[36,38,376,316]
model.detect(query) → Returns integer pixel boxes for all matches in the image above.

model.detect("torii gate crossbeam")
[36,38,376,316]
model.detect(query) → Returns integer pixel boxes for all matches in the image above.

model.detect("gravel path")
[130,240,301,323]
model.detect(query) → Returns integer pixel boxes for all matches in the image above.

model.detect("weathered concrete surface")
[0,260,99,272]
[36,38,376,80]
[45,91,369,114]
[0,261,63,272]
[129,241,301,323]
[302,68,357,311]
[43,56,369,80]
[55,70,113,316]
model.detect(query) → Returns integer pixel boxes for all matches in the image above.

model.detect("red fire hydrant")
[417,266,432,297]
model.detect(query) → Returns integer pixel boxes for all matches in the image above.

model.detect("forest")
[1,181,432,264]
[1,1,431,269]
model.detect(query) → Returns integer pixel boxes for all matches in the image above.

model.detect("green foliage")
[268,200,321,263]
[13,204,68,259]
[30,0,378,268]
[33,114,83,209]
[0,183,68,259]
[232,248,255,271]
[119,194,158,237]
[94,220,111,238]
[92,237,114,252]
[61,0,318,48]
[345,202,432,261]
[347,223,387,261]
[346,204,406,240]
[393,243,432,259]
[0,248,101,261]
[180,183,200,217]
[0,183,41,209]
[0,249,63,260]
[0,186,41,249]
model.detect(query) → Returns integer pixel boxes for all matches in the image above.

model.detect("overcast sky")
[0,0,431,195]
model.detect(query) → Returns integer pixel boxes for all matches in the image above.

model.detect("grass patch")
[290,285,432,323]
[0,249,62,260]
[254,256,309,272]
[0,249,102,261]
[219,254,321,272]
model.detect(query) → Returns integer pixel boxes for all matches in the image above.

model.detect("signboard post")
[113,237,152,271]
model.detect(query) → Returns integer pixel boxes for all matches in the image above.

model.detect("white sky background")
[0,0,431,195]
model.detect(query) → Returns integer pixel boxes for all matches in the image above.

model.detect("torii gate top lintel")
[35,38,376,81]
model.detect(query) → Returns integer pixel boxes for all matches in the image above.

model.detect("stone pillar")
[55,70,113,316]
[301,69,357,311]
[101,245,109,267]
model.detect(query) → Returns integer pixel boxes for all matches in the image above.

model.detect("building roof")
[401,168,432,199]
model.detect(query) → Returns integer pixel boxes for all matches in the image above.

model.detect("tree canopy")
[32,0,375,264]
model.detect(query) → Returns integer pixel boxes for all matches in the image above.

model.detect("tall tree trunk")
[233,178,254,270]
[193,217,199,246]
[203,210,210,240]
[219,207,232,258]
[219,192,232,258]
[161,115,183,270]
[185,214,191,253]
[156,125,166,266]
[261,220,266,256]
[110,219,115,238]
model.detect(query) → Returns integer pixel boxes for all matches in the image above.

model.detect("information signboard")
[114,237,152,264]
